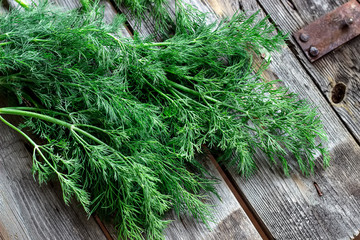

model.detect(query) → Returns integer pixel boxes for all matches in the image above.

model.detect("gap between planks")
[204,147,271,240]
[253,0,360,146]
[254,0,360,150]
[94,215,113,240]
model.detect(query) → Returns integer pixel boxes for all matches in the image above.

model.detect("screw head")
[299,33,309,42]
[347,18,354,25]
[309,46,319,57]
[340,18,353,28]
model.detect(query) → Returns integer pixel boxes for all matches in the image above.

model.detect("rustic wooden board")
[0,119,107,240]
[0,1,121,240]
[199,0,360,239]
[163,151,262,240]
[255,0,360,143]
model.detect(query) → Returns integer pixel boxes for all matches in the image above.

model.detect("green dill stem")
[74,124,113,136]
[0,33,11,40]
[0,108,131,161]
[141,78,176,104]
[165,79,247,114]
[143,42,173,47]
[0,38,50,47]
[14,0,29,10]
[143,39,197,47]
[0,107,105,147]
[0,42,13,46]
[7,107,70,118]
[31,38,50,42]
[106,33,131,50]
[0,115,62,177]
[0,107,72,128]
[0,115,37,146]
[20,93,42,108]
[170,88,208,108]
[79,0,91,11]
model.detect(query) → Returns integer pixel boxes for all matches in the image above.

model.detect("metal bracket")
[294,0,360,62]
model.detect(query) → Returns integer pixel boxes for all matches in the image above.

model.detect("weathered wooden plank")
[163,151,261,240]
[254,0,360,143]
[200,0,360,239]
[102,1,263,239]
[0,119,107,240]
[0,1,125,239]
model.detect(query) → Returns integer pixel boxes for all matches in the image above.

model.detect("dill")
[0,2,330,239]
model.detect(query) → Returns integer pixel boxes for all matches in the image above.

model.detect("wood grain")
[0,1,121,239]
[255,0,360,143]
[163,151,261,240]
[201,0,360,239]
[0,120,107,240]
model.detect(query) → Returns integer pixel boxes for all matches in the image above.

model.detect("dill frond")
[0,3,329,239]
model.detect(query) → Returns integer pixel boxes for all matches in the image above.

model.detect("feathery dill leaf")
[112,0,174,36]
[0,2,329,239]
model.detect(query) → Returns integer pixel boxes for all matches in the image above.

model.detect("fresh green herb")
[113,0,171,30]
[0,2,329,239]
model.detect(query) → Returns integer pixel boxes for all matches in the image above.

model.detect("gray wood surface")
[256,0,360,143]
[163,152,261,240]
[0,119,106,240]
[0,1,119,240]
[201,0,360,239]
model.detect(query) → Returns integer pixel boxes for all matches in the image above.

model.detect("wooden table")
[1,0,360,239]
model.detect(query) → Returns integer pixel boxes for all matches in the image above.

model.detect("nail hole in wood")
[331,83,346,104]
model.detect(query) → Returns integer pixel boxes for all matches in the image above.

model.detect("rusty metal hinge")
[294,0,360,62]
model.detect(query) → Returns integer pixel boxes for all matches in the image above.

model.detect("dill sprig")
[0,3,329,239]
[112,0,174,36]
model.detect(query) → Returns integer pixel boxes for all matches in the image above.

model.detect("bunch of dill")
[0,2,329,239]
